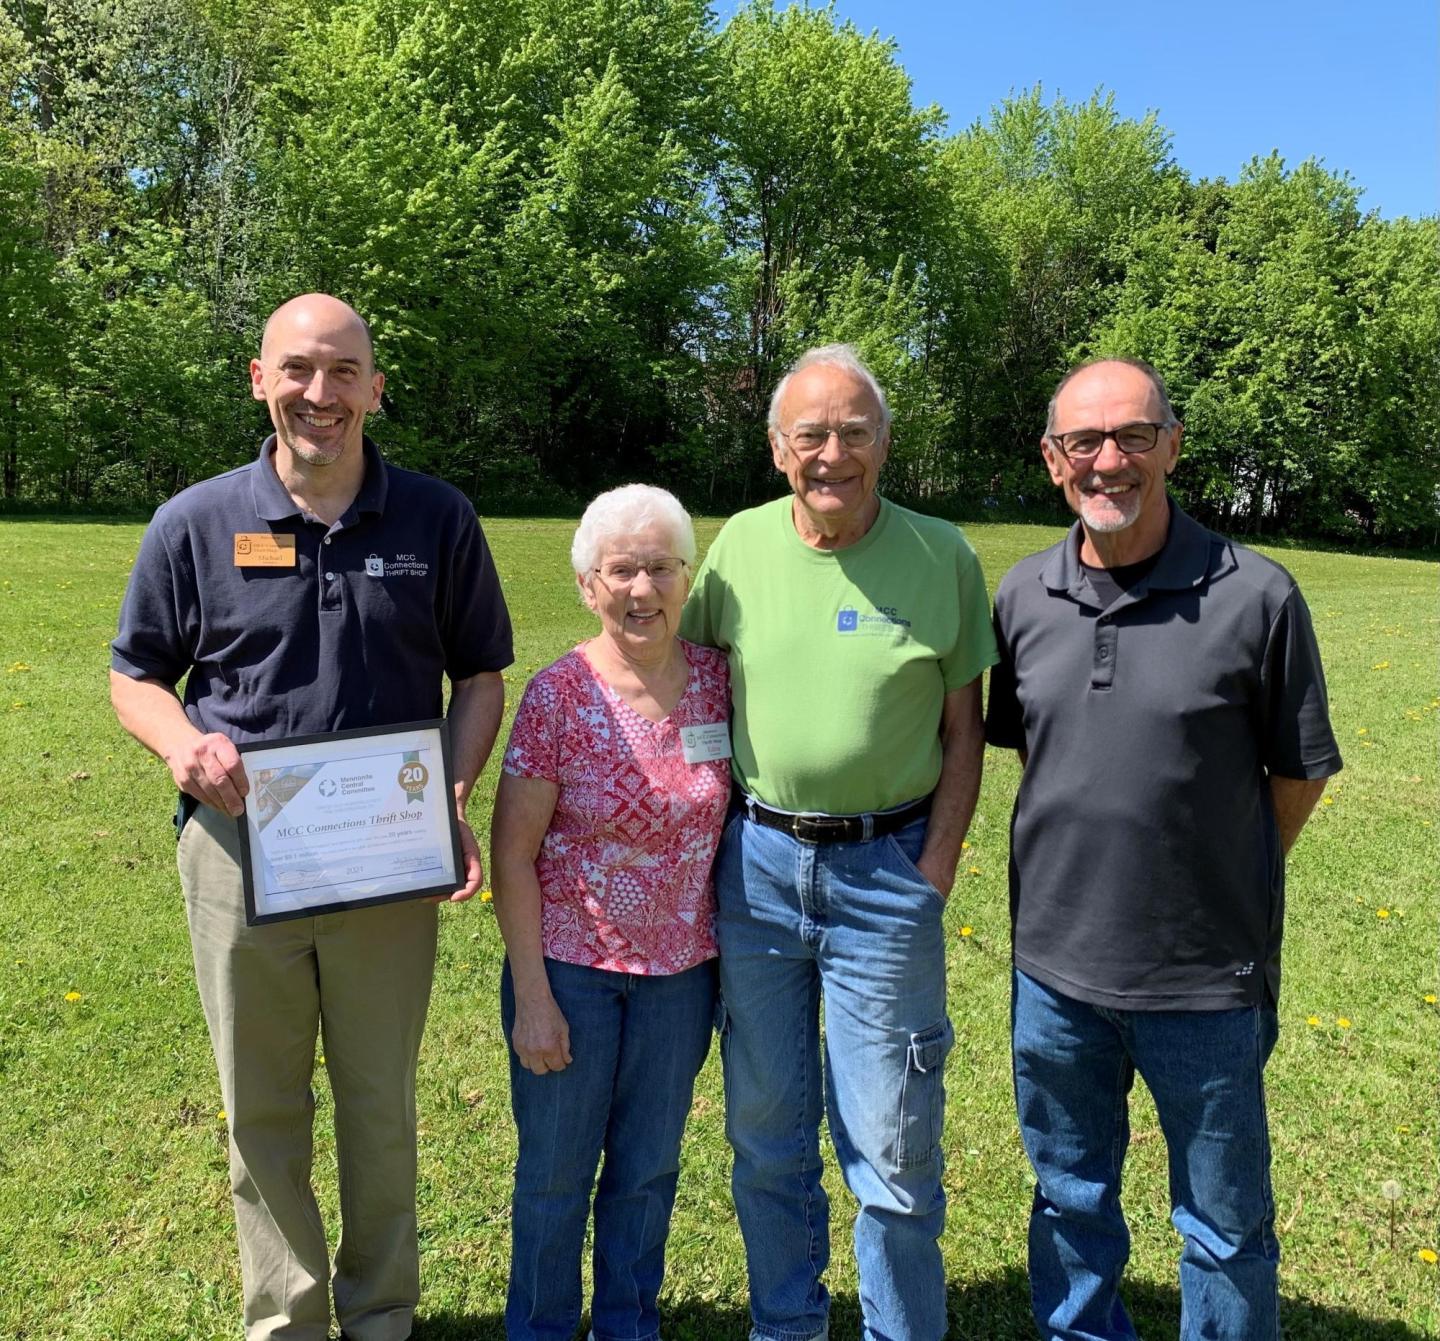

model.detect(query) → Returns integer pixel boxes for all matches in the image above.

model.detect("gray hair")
[1045,357,1179,436]
[570,483,697,579]
[767,343,892,434]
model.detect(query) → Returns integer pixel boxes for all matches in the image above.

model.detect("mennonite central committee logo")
[318,777,338,798]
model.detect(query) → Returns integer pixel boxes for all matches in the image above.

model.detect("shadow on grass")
[414,1273,1428,1339]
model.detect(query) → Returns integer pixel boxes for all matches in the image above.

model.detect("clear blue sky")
[743,1,1437,219]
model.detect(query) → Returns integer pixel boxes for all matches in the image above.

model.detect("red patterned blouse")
[501,640,730,975]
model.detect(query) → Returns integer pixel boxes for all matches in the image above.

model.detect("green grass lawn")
[0,515,1435,1340]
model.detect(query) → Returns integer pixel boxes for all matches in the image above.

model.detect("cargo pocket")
[896,1017,954,1169]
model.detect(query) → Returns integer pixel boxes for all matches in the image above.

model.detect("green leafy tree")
[711,0,943,498]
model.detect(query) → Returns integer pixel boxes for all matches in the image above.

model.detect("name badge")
[234,533,297,567]
[680,721,731,765]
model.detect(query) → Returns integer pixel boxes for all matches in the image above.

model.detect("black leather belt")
[738,792,932,845]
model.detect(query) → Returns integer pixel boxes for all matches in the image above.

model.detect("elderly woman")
[490,483,730,1341]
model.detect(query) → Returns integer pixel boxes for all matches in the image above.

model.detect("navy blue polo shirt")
[112,437,513,742]
[986,503,1342,1011]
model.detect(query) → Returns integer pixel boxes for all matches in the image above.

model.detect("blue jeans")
[503,957,717,1341]
[1011,970,1281,1341]
[715,812,952,1341]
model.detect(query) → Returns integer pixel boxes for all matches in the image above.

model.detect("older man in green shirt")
[681,344,996,1341]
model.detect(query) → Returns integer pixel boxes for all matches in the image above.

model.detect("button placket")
[1092,621,1118,689]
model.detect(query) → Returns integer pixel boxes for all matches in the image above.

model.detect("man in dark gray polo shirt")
[985,357,1341,1341]
[110,294,512,1341]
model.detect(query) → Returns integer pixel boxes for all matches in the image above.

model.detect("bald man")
[111,294,513,1340]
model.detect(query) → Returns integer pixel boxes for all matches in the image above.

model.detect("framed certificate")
[235,720,463,926]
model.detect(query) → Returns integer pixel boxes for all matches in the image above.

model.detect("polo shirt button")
[323,536,332,545]
[324,571,335,581]
[1098,647,1110,659]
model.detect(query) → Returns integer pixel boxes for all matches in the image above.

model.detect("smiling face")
[579,525,690,662]
[249,295,382,473]
[770,363,889,546]
[1042,361,1182,564]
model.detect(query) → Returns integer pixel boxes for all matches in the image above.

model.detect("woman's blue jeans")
[503,957,717,1341]
[1012,969,1281,1341]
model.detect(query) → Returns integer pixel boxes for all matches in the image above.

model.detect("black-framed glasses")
[592,557,688,589]
[778,422,880,453]
[1047,422,1174,460]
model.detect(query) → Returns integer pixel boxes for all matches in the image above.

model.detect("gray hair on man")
[1045,356,1179,436]
[767,344,892,433]
[571,483,697,580]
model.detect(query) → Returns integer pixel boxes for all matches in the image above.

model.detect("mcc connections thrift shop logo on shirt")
[836,604,912,636]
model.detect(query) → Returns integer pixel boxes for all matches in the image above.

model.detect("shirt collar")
[249,435,389,523]
[1039,498,1223,601]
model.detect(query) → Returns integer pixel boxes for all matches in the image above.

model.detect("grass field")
[0,515,1435,1340]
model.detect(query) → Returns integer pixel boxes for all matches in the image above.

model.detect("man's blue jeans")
[1012,970,1281,1341]
[503,957,716,1341]
[715,812,953,1341]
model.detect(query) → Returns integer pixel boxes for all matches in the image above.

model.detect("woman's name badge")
[680,721,731,764]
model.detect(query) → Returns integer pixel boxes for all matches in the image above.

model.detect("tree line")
[3,0,1437,543]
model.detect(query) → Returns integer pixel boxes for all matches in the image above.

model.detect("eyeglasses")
[592,557,688,589]
[778,423,881,453]
[1047,422,1174,461]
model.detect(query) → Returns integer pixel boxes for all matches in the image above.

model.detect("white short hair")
[571,484,697,578]
[767,343,892,433]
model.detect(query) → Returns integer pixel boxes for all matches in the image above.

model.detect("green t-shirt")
[680,496,998,814]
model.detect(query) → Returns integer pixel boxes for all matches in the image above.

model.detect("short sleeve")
[441,509,514,679]
[939,533,999,691]
[1260,585,1343,780]
[501,672,562,782]
[111,509,195,686]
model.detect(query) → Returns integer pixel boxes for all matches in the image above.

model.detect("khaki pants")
[179,803,438,1341]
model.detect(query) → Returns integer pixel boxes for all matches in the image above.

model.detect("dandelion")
[1372,661,1390,670]
[1306,1015,1321,1027]
[1424,994,1437,1005]
[1337,1017,1352,1029]
[1322,796,1335,807]
[960,926,974,938]
[6,662,30,673]
[1419,1249,1438,1265]
[966,866,982,876]
[1356,728,1369,736]
[479,889,494,903]
[1377,908,1391,919]
[960,840,971,851]
[218,1110,227,1122]
[63,990,82,1002]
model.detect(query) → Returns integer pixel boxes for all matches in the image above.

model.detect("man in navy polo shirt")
[110,293,512,1341]
[986,358,1341,1341]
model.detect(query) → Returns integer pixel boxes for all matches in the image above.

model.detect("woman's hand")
[511,992,573,1075]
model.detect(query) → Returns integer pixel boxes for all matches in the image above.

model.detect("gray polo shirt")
[986,503,1342,1011]
[112,437,513,743]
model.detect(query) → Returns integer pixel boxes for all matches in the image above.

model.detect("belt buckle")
[792,811,849,844]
